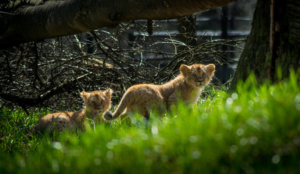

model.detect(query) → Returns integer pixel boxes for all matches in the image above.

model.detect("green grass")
[1,72,300,173]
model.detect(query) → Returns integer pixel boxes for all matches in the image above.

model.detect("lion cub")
[104,64,215,120]
[34,89,112,133]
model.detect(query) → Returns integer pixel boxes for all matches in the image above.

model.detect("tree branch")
[0,0,236,48]
[0,72,92,107]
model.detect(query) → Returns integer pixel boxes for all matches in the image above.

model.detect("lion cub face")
[180,64,215,88]
[80,89,112,119]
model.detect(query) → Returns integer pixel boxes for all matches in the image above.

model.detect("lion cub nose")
[197,79,204,86]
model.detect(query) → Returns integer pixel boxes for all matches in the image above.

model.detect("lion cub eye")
[193,74,197,78]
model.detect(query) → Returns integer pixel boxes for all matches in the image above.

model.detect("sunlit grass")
[0,72,300,173]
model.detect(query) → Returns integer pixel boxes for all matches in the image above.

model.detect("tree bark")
[0,0,236,48]
[230,0,300,88]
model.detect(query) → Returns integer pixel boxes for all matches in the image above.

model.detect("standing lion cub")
[104,64,215,120]
[34,89,112,133]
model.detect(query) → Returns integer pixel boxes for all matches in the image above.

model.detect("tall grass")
[0,72,299,173]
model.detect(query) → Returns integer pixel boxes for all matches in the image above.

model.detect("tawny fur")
[104,64,215,120]
[34,89,112,133]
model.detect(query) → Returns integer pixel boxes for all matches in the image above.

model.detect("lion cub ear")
[180,64,191,76]
[104,88,113,97]
[80,91,90,102]
[206,64,215,76]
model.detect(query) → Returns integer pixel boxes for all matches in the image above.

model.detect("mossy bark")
[231,0,300,88]
[0,0,236,49]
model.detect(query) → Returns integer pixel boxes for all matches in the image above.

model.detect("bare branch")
[0,72,92,107]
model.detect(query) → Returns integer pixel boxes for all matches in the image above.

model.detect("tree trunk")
[0,0,236,48]
[231,0,300,88]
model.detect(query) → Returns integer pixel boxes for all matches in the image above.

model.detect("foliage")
[0,72,299,173]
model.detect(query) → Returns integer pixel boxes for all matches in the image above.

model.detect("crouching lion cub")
[104,64,215,120]
[34,89,112,133]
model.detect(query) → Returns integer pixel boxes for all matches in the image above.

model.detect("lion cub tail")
[104,90,131,121]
